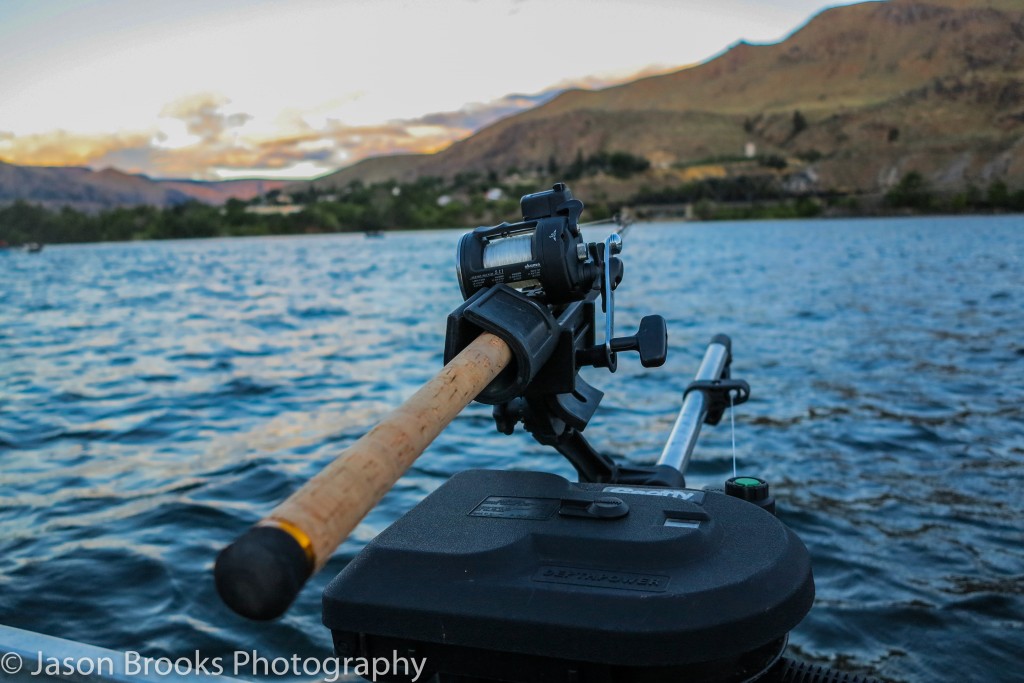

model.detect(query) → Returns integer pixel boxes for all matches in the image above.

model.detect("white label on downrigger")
[602,486,704,502]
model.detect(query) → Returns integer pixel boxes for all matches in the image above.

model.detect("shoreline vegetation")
[2,170,1022,246]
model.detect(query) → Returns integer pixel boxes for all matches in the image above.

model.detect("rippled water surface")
[1,216,1022,682]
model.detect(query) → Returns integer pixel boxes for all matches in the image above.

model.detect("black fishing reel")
[455,183,613,305]
[446,184,672,485]
[446,183,665,408]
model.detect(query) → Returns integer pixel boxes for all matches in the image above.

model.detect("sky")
[0,0,863,180]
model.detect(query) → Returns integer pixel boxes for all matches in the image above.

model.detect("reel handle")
[610,315,668,367]
[215,333,512,620]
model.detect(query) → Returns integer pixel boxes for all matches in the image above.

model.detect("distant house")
[485,188,504,201]
[648,151,674,170]
[782,167,820,194]
[245,205,304,216]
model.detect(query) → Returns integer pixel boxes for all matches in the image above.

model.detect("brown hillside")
[0,160,289,211]
[157,178,288,204]
[299,154,429,193]
[530,0,1024,116]
[0,162,173,211]
[304,0,1024,195]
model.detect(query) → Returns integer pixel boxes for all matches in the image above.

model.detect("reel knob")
[725,476,776,515]
[610,315,668,367]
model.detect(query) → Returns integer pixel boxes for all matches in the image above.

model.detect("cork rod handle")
[215,332,512,620]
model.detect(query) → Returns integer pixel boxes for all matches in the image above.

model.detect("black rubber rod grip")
[214,526,313,621]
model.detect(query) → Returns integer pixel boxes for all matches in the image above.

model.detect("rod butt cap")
[215,526,312,621]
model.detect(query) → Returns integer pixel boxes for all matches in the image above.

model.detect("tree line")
[2,169,1021,246]
[883,173,1024,213]
[0,177,513,246]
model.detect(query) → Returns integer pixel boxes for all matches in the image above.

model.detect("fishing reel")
[446,184,665,408]
[455,183,611,305]
[446,184,673,485]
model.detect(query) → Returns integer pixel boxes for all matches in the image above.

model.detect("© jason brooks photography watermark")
[1,649,428,681]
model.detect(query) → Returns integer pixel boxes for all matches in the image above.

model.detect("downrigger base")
[323,469,814,683]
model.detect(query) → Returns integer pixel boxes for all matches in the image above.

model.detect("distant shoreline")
[5,168,1023,247]
[2,199,1020,249]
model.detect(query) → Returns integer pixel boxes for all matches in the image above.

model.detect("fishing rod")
[579,211,634,241]
[215,331,512,620]
[215,183,880,683]
[216,183,649,619]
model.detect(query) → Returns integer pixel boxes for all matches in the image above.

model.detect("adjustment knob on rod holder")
[609,315,668,368]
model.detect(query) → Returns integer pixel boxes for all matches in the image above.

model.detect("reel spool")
[456,184,603,304]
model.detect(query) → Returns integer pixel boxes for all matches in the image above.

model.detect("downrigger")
[217,184,879,683]
[321,185,853,683]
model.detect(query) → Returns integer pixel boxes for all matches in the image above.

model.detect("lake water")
[1,215,1022,682]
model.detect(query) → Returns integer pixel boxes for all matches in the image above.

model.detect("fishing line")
[580,214,634,238]
[482,234,534,269]
[730,390,737,479]
[578,217,620,229]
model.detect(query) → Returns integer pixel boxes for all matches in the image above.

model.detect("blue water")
[1,216,1022,682]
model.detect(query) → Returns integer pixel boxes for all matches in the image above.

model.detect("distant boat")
[25,242,44,253]
[363,229,384,238]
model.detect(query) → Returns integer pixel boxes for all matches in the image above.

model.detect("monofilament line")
[730,391,737,479]
[482,234,534,269]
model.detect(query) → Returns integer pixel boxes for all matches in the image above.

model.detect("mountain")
[0,161,287,212]
[153,178,289,205]
[296,0,1024,197]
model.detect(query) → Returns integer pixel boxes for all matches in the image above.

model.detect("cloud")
[0,129,157,169]
[140,116,470,178]
[91,146,165,176]
[395,69,674,134]
[410,90,564,131]
[160,92,252,143]
[0,66,668,179]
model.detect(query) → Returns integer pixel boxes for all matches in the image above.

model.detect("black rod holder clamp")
[444,285,560,404]
[684,378,751,426]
